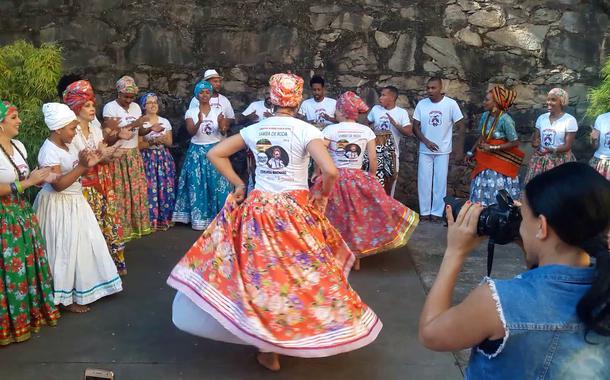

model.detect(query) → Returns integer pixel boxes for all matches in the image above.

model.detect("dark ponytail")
[526,162,610,336]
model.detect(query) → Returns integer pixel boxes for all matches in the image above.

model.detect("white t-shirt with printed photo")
[535,112,578,150]
[102,100,142,149]
[185,107,223,145]
[367,105,411,157]
[594,112,610,159]
[189,94,235,119]
[413,96,464,155]
[298,97,337,126]
[142,117,172,142]
[323,122,376,169]
[0,140,29,183]
[38,139,81,194]
[240,116,323,193]
[242,100,274,122]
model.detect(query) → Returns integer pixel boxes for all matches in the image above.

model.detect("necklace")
[481,111,503,141]
[0,141,27,181]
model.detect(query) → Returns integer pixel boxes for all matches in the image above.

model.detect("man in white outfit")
[413,77,465,222]
[189,69,235,125]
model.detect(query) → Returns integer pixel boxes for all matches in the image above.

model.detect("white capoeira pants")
[172,292,248,345]
[417,153,450,217]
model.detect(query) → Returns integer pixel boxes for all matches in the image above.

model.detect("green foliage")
[587,55,610,118]
[0,40,62,171]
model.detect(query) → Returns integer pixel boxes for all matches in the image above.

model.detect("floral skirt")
[167,190,382,357]
[0,194,59,345]
[470,169,521,207]
[108,148,151,242]
[363,132,397,191]
[173,143,231,230]
[311,168,419,257]
[524,151,575,183]
[141,146,176,231]
[590,157,610,181]
[83,185,126,273]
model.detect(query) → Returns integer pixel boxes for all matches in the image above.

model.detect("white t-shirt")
[143,116,172,142]
[298,97,337,126]
[323,122,376,169]
[240,116,323,193]
[71,119,104,152]
[102,100,142,149]
[594,113,610,159]
[185,107,223,145]
[0,140,29,183]
[189,94,235,119]
[242,100,274,122]
[535,112,578,150]
[413,96,464,155]
[367,105,411,157]
[38,139,81,194]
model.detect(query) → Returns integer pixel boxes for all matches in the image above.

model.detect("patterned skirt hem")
[0,312,60,346]
[171,213,213,231]
[168,275,382,358]
[53,276,123,306]
[357,210,420,257]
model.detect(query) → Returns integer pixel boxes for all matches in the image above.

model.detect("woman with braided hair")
[467,85,524,206]
[0,101,59,344]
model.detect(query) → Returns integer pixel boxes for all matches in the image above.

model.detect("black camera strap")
[487,239,495,276]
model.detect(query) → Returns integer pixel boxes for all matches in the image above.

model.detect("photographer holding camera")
[419,162,610,379]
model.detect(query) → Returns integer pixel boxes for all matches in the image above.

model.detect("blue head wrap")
[138,92,157,113]
[194,80,213,98]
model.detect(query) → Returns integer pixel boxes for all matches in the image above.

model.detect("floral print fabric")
[141,146,176,231]
[525,151,575,183]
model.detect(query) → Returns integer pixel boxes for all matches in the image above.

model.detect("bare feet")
[257,352,280,371]
[353,258,361,271]
[63,303,90,313]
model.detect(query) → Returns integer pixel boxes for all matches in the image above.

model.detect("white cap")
[42,103,77,131]
[203,69,222,81]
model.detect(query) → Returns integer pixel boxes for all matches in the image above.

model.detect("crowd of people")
[1,67,609,378]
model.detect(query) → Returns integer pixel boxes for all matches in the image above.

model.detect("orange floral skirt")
[167,190,382,357]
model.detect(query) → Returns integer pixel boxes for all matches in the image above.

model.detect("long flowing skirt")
[172,143,231,230]
[167,190,382,357]
[108,148,151,242]
[469,169,521,207]
[34,190,122,306]
[83,185,126,274]
[362,132,397,194]
[141,146,176,231]
[311,168,419,257]
[590,156,610,180]
[524,151,575,183]
[0,194,59,345]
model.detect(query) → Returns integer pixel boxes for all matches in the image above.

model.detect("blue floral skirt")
[172,143,231,230]
[469,169,521,206]
[141,146,176,231]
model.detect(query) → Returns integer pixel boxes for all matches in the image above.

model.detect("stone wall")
[1,0,609,209]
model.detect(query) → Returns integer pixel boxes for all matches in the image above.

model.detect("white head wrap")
[42,102,77,131]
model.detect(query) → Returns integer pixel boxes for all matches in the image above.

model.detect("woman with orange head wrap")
[467,85,524,206]
[311,91,419,270]
[167,74,381,371]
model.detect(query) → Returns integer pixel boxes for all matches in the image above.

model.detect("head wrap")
[489,85,516,112]
[116,75,139,94]
[0,101,17,123]
[269,73,303,108]
[62,80,95,114]
[194,80,213,98]
[336,91,369,120]
[42,103,77,131]
[548,88,569,107]
[139,92,157,113]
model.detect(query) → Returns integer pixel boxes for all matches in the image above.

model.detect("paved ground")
[0,220,525,380]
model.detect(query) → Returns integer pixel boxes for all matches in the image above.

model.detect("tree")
[0,40,62,172]
[587,55,610,118]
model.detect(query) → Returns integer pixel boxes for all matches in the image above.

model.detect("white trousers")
[417,153,450,217]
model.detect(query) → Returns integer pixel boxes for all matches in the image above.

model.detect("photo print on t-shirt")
[265,146,289,170]
[202,120,214,135]
[336,139,349,152]
[343,143,362,160]
[605,132,610,148]
[542,129,556,147]
[429,111,443,127]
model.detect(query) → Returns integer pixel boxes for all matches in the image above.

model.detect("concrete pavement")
[0,224,469,380]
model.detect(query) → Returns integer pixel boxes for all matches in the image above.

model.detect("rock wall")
[1,0,609,209]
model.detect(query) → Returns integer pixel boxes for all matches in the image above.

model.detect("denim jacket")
[466,265,610,379]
